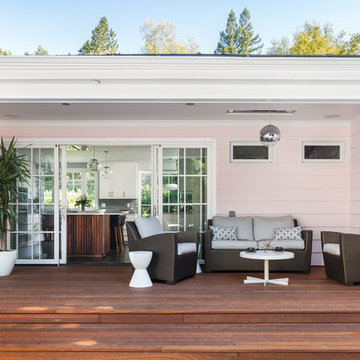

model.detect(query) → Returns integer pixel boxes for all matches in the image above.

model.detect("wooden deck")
[1,265,360,359]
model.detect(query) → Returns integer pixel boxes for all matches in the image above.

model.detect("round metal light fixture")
[87,147,99,171]
[100,150,113,179]
[259,124,281,147]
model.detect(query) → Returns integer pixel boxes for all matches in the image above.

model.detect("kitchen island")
[66,213,108,257]
[67,212,129,258]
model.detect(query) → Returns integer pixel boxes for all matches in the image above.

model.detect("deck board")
[0,265,360,359]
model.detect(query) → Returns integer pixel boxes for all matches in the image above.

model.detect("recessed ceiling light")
[3,113,20,118]
[324,114,341,119]
[185,103,195,106]
[226,109,295,115]
[61,102,71,106]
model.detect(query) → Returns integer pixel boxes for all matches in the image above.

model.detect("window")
[67,169,97,208]
[139,171,151,218]
[229,140,274,164]
[301,141,346,163]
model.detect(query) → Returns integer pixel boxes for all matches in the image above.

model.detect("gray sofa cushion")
[212,240,257,250]
[212,216,254,241]
[135,216,163,238]
[253,216,294,241]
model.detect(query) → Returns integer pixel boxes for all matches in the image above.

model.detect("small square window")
[302,141,345,163]
[229,141,274,164]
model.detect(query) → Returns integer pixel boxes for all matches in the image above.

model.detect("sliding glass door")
[8,145,66,264]
[154,145,209,234]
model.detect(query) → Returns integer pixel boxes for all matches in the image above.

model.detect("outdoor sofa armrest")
[302,229,313,251]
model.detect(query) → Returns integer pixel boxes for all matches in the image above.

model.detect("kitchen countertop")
[67,212,130,216]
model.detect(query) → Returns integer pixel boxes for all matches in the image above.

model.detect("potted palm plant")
[0,137,30,276]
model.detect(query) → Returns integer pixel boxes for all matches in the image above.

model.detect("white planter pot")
[0,250,17,276]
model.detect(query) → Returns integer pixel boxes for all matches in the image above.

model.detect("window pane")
[233,145,268,160]
[186,177,201,203]
[163,176,178,204]
[186,148,201,175]
[186,205,200,232]
[304,145,340,160]
[162,205,179,231]
[40,148,54,175]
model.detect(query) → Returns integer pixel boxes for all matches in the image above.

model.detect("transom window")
[301,141,346,163]
[229,140,274,164]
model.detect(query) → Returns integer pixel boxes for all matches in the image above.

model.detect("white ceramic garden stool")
[129,251,153,288]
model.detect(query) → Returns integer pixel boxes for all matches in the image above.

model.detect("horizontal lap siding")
[3,124,352,266]
[351,122,360,234]
[216,125,351,266]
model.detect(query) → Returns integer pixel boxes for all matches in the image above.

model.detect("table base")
[243,259,290,286]
[244,275,289,286]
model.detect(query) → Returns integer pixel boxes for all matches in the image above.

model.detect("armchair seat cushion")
[323,243,340,256]
[212,240,257,250]
[135,216,163,238]
[177,242,197,255]
[258,239,305,250]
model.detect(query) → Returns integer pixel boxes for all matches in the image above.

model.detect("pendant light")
[100,150,112,179]
[259,104,281,147]
[87,147,99,171]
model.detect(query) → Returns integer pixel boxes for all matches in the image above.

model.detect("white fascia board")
[0,56,360,101]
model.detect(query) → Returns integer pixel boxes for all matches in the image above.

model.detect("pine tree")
[237,8,263,54]
[215,10,239,54]
[79,16,118,55]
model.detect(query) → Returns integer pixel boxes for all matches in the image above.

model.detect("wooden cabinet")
[67,215,110,257]
[99,162,138,199]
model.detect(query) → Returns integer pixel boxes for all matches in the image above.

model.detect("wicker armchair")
[126,221,198,284]
[321,231,360,285]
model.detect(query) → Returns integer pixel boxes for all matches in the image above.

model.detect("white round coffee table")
[240,250,294,286]
[129,251,153,288]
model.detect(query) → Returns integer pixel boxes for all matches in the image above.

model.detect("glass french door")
[153,145,209,234]
[8,145,66,264]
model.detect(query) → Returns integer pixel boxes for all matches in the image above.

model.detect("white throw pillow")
[210,226,237,241]
[135,216,163,238]
[274,226,302,241]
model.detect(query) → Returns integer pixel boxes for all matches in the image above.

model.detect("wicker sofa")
[204,215,313,273]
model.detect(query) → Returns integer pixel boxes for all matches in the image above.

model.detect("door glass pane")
[186,205,200,232]
[33,149,40,175]
[163,205,179,231]
[41,148,54,175]
[186,148,201,175]
[186,177,201,203]
[163,176,178,204]
[163,148,179,175]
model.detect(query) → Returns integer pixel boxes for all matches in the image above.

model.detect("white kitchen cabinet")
[99,162,138,199]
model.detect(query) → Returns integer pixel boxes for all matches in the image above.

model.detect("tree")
[141,19,199,54]
[0,48,11,55]
[35,45,48,55]
[25,45,49,56]
[79,16,118,55]
[267,22,360,55]
[215,10,238,54]
[215,8,262,54]
[237,8,263,54]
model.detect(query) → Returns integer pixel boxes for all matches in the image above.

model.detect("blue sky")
[1,0,360,55]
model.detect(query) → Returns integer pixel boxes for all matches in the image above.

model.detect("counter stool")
[114,215,126,253]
